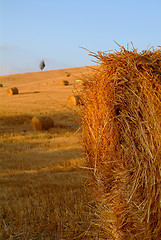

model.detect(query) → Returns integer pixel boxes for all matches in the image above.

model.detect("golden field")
[1,47,160,240]
[0,66,100,240]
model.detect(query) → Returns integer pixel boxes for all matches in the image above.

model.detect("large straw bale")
[7,87,19,95]
[31,116,54,130]
[80,46,161,239]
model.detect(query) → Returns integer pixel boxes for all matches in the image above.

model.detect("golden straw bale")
[60,80,69,86]
[67,95,82,105]
[80,46,161,239]
[7,87,19,95]
[65,73,70,77]
[0,84,3,87]
[31,116,54,130]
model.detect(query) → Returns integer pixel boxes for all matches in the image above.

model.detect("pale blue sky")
[0,0,161,75]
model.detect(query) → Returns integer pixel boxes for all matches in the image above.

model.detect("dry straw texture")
[75,80,86,93]
[7,87,19,95]
[80,46,161,239]
[31,116,54,130]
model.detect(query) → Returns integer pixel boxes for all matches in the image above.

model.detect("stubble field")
[0,67,98,240]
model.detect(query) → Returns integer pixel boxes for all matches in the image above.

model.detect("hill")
[0,66,96,239]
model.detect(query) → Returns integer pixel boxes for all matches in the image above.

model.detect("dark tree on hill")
[40,60,45,71]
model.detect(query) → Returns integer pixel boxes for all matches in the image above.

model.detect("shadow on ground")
[19,91,40,95]
[0,111,81,135]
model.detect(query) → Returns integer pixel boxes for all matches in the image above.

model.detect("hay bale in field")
[67,95,82,105]
[31,116,54,130]
[0,84,3,87]
[65,73,70,77]
[60,80,69,86]
[80,46,161,239]
[7,87,19,95]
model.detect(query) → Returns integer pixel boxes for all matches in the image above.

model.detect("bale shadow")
[0,146,83,174]
[19,91,40,95]
[0,111,81,135]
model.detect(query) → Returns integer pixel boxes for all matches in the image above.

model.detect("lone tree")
[40,60,45,71]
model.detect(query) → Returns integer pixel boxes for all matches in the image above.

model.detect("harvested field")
[0,66,100,240]
[1,48,160,239]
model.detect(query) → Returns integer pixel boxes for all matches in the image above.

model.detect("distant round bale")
[31,116,54,130]
[7,87,19,95]
[60,80,69,86]
[65,73,70,77]
[0,84,3,87]
[67,95,82,105]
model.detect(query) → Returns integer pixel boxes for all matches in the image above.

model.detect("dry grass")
[74,80,86,94]
[0,66,101,240]
[80,46,161,239]
[1,169,94,240]
[2,50,160,239]
[0,111,100,240]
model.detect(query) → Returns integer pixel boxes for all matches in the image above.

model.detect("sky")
[0,0,161,76]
